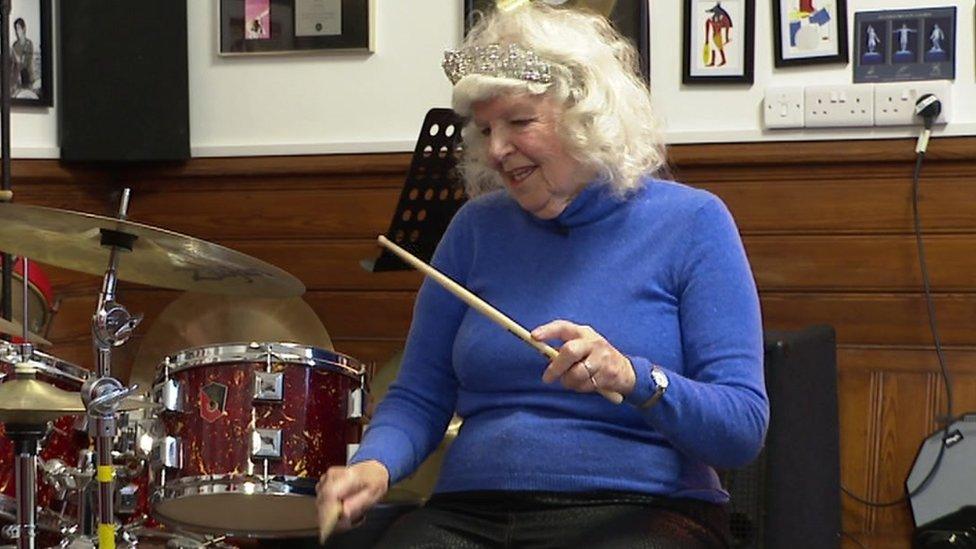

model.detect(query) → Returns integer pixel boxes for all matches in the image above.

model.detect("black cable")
[841,144,955,509]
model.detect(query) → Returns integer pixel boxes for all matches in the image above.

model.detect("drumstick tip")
[318,501,342,545]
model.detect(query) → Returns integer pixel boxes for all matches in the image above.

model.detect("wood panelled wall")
[9,136,976,548]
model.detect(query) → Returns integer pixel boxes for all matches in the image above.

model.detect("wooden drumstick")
[318,500,342,545]
[0,190,12,202]
[377,235,624,405]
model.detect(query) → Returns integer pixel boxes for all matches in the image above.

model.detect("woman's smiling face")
[471,93,593,219]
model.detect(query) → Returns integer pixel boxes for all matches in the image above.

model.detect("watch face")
[651,368,669,389]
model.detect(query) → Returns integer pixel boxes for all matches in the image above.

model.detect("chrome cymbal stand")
[7,260,40,549]
[84,188,143,549]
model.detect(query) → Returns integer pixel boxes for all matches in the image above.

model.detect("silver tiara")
[442,43,553,85]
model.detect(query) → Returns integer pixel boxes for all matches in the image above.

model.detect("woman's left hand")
[531,320,637,397]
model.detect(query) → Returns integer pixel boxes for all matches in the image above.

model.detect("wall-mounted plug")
[874,81,951,126]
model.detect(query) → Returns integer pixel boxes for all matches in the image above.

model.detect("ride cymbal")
[0,203,304,297]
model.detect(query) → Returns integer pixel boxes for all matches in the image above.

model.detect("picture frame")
[462,0,650,84]
[852,7,955,83]
[8,0,52,107]
[218,0,374,56]
[683,0,755,84]
[772,0,848,67]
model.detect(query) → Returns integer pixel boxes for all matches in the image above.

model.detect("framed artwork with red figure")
[683,0,755,84]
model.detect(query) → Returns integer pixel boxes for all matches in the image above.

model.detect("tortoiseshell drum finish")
[151,342,367,538]
[0,343,91,539]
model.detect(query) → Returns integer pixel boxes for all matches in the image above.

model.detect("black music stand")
[364,108,467,272]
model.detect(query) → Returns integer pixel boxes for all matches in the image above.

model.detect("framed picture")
[772,0,848,67]
[852,7,955,83]
[8,0,52,107]
[683,0,755,84]
[462,0,650,84]
[218,0,374,56]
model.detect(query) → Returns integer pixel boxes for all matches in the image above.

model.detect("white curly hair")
[449,2,667,198]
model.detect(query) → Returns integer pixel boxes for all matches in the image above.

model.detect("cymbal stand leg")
[86,188,142,549]
[8,424,46,549]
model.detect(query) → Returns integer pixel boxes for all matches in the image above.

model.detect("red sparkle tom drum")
[150,342,368,538]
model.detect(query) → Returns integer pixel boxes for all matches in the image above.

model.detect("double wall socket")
[874,81,951,126]
[804,85,874,127]
[763,82,953,129]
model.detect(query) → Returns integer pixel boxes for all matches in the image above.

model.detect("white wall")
[4,0,975,158]
[653,0,976,144]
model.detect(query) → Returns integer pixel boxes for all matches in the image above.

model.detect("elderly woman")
[318,3,768,547]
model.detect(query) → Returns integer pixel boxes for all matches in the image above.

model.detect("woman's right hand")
[316,460,391,532]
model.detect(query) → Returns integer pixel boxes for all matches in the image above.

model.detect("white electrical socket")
[873,81,951,126]
[763,86,805,129]
[804,85,874,127]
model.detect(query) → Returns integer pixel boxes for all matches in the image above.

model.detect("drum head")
[154,493,319,538]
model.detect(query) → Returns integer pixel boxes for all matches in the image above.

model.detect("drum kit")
[0,189,375,548]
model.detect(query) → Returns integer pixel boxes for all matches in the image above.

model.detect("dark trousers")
[372,491,730,549]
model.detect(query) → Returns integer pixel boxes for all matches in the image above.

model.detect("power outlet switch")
[764,86,804,129]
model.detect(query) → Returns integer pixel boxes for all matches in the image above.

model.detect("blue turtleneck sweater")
[351,178,768,503]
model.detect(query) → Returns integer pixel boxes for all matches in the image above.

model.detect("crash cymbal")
[128,293,332,387]
[0,377,85,423]
[0,317,51,347]
[0,202,304,298]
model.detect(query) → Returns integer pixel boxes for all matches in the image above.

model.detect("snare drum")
[0,343,91,542]
[150,342,368,538]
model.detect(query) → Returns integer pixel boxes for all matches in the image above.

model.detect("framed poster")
[462,0,650,83]
[772,0,848,67]
[9,0,52,107]
[218,0,374,56]
[683,0,755,84]
[853,7,955,83]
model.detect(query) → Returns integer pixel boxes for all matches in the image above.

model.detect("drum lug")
[154,378,184,412]
[252,428,282,459]
[117,482,140,514]
[346,443,360,464]
[346,387,367,421]
[253,371,284,402]
[153,436,182,469]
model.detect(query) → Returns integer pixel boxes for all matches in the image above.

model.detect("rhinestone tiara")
[442,43,554,86]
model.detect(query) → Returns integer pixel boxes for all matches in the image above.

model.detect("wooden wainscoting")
[7,136,976,548]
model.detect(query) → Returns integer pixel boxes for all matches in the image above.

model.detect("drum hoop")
[161,342,364,379]
[155,473,313,499]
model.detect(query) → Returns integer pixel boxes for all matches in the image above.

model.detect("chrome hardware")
[252,429,282,459]
[155,378,184,412]
[347,388,365,420]
[117,482,139,514]
[346,444,360,464]
[155,436,182,469]
[253,371,284,401]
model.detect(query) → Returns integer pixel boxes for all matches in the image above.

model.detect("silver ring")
[581,360,595,377]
